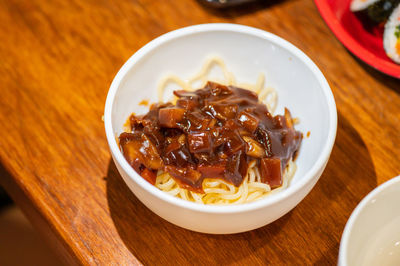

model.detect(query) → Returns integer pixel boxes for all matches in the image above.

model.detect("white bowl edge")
[104,23,338,215]
[338,175,400,266]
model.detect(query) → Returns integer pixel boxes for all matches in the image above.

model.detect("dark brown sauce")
[119,82,302,193]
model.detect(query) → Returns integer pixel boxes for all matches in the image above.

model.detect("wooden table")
[0,0,399,264]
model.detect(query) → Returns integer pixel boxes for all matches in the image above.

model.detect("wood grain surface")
[0,0,399,264]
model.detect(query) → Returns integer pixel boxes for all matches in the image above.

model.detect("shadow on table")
[106,111,376,264]
[0,163,14,211]
[349,52,400,95]
[195,0,288,18]
[310,111,377,264]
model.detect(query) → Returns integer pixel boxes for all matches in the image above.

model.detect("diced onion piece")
[242,136,265,158]
[158,107,186,128]
[164,165,203,193]
[141,168,157,185]
[188,131,212,153]
[120,133,164,170]
[214,129,245,155]
[284,107,294,129]
[207,118,217,129]
[186,111,211,130]
[178,134,186,145]
[237,111,259,133]
[139,134,165,169]
[119,139,141,170]
[165,166,202,183]
[225,151,247,186]
[208,103,238,121]
[207,81,232,96]
[260,158,282,188]
[176,98,198,110]
[129,114,151,130]
[198,163,226,178]
[174,90,197,98]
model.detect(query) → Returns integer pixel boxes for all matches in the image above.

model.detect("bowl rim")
[104,23,338,214]
[338,175,400,265]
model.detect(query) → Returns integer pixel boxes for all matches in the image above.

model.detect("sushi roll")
[383,3,400,63]
[351,0,400,23]
[350,0,380,12]
[367,0,400,22]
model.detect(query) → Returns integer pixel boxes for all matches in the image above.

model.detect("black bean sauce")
[119,82,302,193]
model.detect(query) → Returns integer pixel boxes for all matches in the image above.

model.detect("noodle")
[151,56,297,205]
[155,160,296,205]
[157,56,278,113]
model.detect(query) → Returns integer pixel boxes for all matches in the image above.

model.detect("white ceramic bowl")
[104,23,337,234]
[339,176,400,266]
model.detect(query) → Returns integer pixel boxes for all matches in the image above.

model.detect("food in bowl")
[118,57,302,205]
[350,0,400,63]
[105,23,337,233]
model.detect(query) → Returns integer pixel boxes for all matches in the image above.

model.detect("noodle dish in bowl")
[104,23,337,234]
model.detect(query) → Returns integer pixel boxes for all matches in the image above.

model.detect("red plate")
[314,0,400,78]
